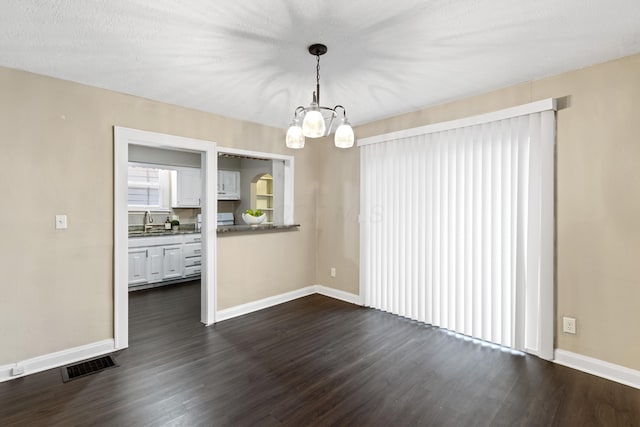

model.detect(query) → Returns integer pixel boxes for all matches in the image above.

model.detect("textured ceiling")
[1,0,639,130]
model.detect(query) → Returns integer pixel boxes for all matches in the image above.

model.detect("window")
[127,164,171,210]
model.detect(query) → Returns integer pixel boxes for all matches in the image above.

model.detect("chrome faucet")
[143,210,154,232]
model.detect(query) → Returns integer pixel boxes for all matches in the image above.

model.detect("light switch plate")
[55,214,68,229]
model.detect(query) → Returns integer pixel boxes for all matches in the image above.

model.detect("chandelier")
[286,44,355,149]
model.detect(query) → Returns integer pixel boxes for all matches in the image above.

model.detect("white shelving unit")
[255,174,273,224]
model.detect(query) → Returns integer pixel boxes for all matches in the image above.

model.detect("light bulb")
[334,119,354,148]
[286,123,305,149]
[302,108,326,138]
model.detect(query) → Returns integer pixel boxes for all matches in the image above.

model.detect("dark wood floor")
[1,281,639,426]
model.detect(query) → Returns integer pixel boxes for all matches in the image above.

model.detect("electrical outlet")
[563,317,577,334]
[330,267,336,278]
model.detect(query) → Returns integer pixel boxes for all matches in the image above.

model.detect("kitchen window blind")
[127,165,170,209]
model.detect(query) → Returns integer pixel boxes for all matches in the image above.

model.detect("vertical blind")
[359,103,554,359]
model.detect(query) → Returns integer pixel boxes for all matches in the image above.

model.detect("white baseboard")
[215,285,361,322]
[215,286,317,322]
[0,339,115,383]
[314,285,361,305]
[554,349,640,390]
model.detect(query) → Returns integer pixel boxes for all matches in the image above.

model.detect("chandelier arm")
[333,105,348,118]
[317,106,338,115]
[293,106,306,119]
[325,114,335,137]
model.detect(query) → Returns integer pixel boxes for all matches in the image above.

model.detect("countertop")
[129,224,300,238]
[128,225,200,238]
[216,224,300,234]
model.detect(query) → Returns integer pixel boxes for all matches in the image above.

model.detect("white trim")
[554,349,640,390]
[315,285,362,305]
[217,146,295,226]
[358,98,557,147]
[114,127,128,349]
[537,110,556,360]
[215,285,362,323]
[114,126,218,347]
[283,157,295,225]
[215,286,316,322]
[0,339,115,383]
[216,146,293,162]
[201,149,217,325]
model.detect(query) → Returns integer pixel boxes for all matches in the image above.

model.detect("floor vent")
[61,355,118,382]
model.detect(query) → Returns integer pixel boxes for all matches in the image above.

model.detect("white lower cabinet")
[182,234,202,277]
[128,234,200,289]
[184,265,201,277]
[128,248,148,285]
[162,246,183,280]
[147,247,163,282]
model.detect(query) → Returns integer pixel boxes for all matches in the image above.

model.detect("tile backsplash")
[128,208,201,227]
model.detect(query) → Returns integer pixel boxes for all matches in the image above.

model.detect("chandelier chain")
[316,54,320,87]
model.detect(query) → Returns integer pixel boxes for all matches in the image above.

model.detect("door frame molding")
[114,126,218,349]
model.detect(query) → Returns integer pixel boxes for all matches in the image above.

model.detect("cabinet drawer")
[129,235,182,248]
[183,243,202,257]
[183,234,201,244]
[184,256,202,268]
[184,265,201,276]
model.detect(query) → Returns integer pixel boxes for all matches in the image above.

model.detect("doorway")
[113,127,218,350]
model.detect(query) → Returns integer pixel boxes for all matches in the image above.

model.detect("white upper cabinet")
[217,170,240,200]
[172,167,202,207]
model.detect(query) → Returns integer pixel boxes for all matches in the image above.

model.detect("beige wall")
[0,67,317,364]
[315,53,640,371]
[314,138,360,294]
